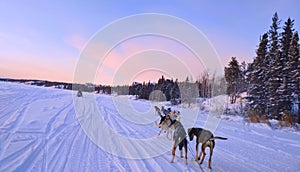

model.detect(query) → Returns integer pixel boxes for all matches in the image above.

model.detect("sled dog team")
[154,106,227,169]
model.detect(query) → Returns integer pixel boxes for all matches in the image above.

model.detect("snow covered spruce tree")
[246,13,299,122]
[225,57,243,104]
[287,31,300,122]
[267,12,282,118]
[247,33,269,115]
[277,18,295,114]
[240,61,248,92]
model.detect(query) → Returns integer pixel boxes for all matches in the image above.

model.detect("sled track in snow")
[0,82,299,171]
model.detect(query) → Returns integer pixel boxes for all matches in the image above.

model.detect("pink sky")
[1,1,299,85]
[93,35,207,85]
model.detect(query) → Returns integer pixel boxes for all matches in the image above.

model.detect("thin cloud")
[64,33,88,51]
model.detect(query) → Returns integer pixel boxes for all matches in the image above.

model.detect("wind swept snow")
[0,82,299,171]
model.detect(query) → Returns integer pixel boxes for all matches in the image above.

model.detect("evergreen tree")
[171,79,180,99]
[268,12,282,118]
[287,31,300,122]
[239,61,248,92]
[225,57,241,104]
[247,33,269,115]
[281,18,295,63]
[277,18,295,113]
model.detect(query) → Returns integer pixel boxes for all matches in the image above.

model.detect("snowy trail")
[0,82,299,171]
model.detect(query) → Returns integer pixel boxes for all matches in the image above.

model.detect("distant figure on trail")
[77,90,83,97]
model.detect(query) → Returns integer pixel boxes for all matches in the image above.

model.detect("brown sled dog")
[188,127,227,169]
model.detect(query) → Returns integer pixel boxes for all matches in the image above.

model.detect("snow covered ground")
[0,81,299,172]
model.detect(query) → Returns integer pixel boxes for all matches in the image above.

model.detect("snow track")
[0,82,299,171]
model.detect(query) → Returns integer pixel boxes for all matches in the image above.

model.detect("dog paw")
[170,160,174,163]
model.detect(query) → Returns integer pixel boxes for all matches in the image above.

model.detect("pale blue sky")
[0,0,299,84]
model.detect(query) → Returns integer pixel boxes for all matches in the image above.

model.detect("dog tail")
[209,136,227,140]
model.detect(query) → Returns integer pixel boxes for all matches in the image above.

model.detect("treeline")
[225,13,299,121]
[0,78,112,94]
[0,78,72,89]
[126,74,226,105]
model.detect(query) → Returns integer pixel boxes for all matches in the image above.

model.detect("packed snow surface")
[0,82,299,171]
